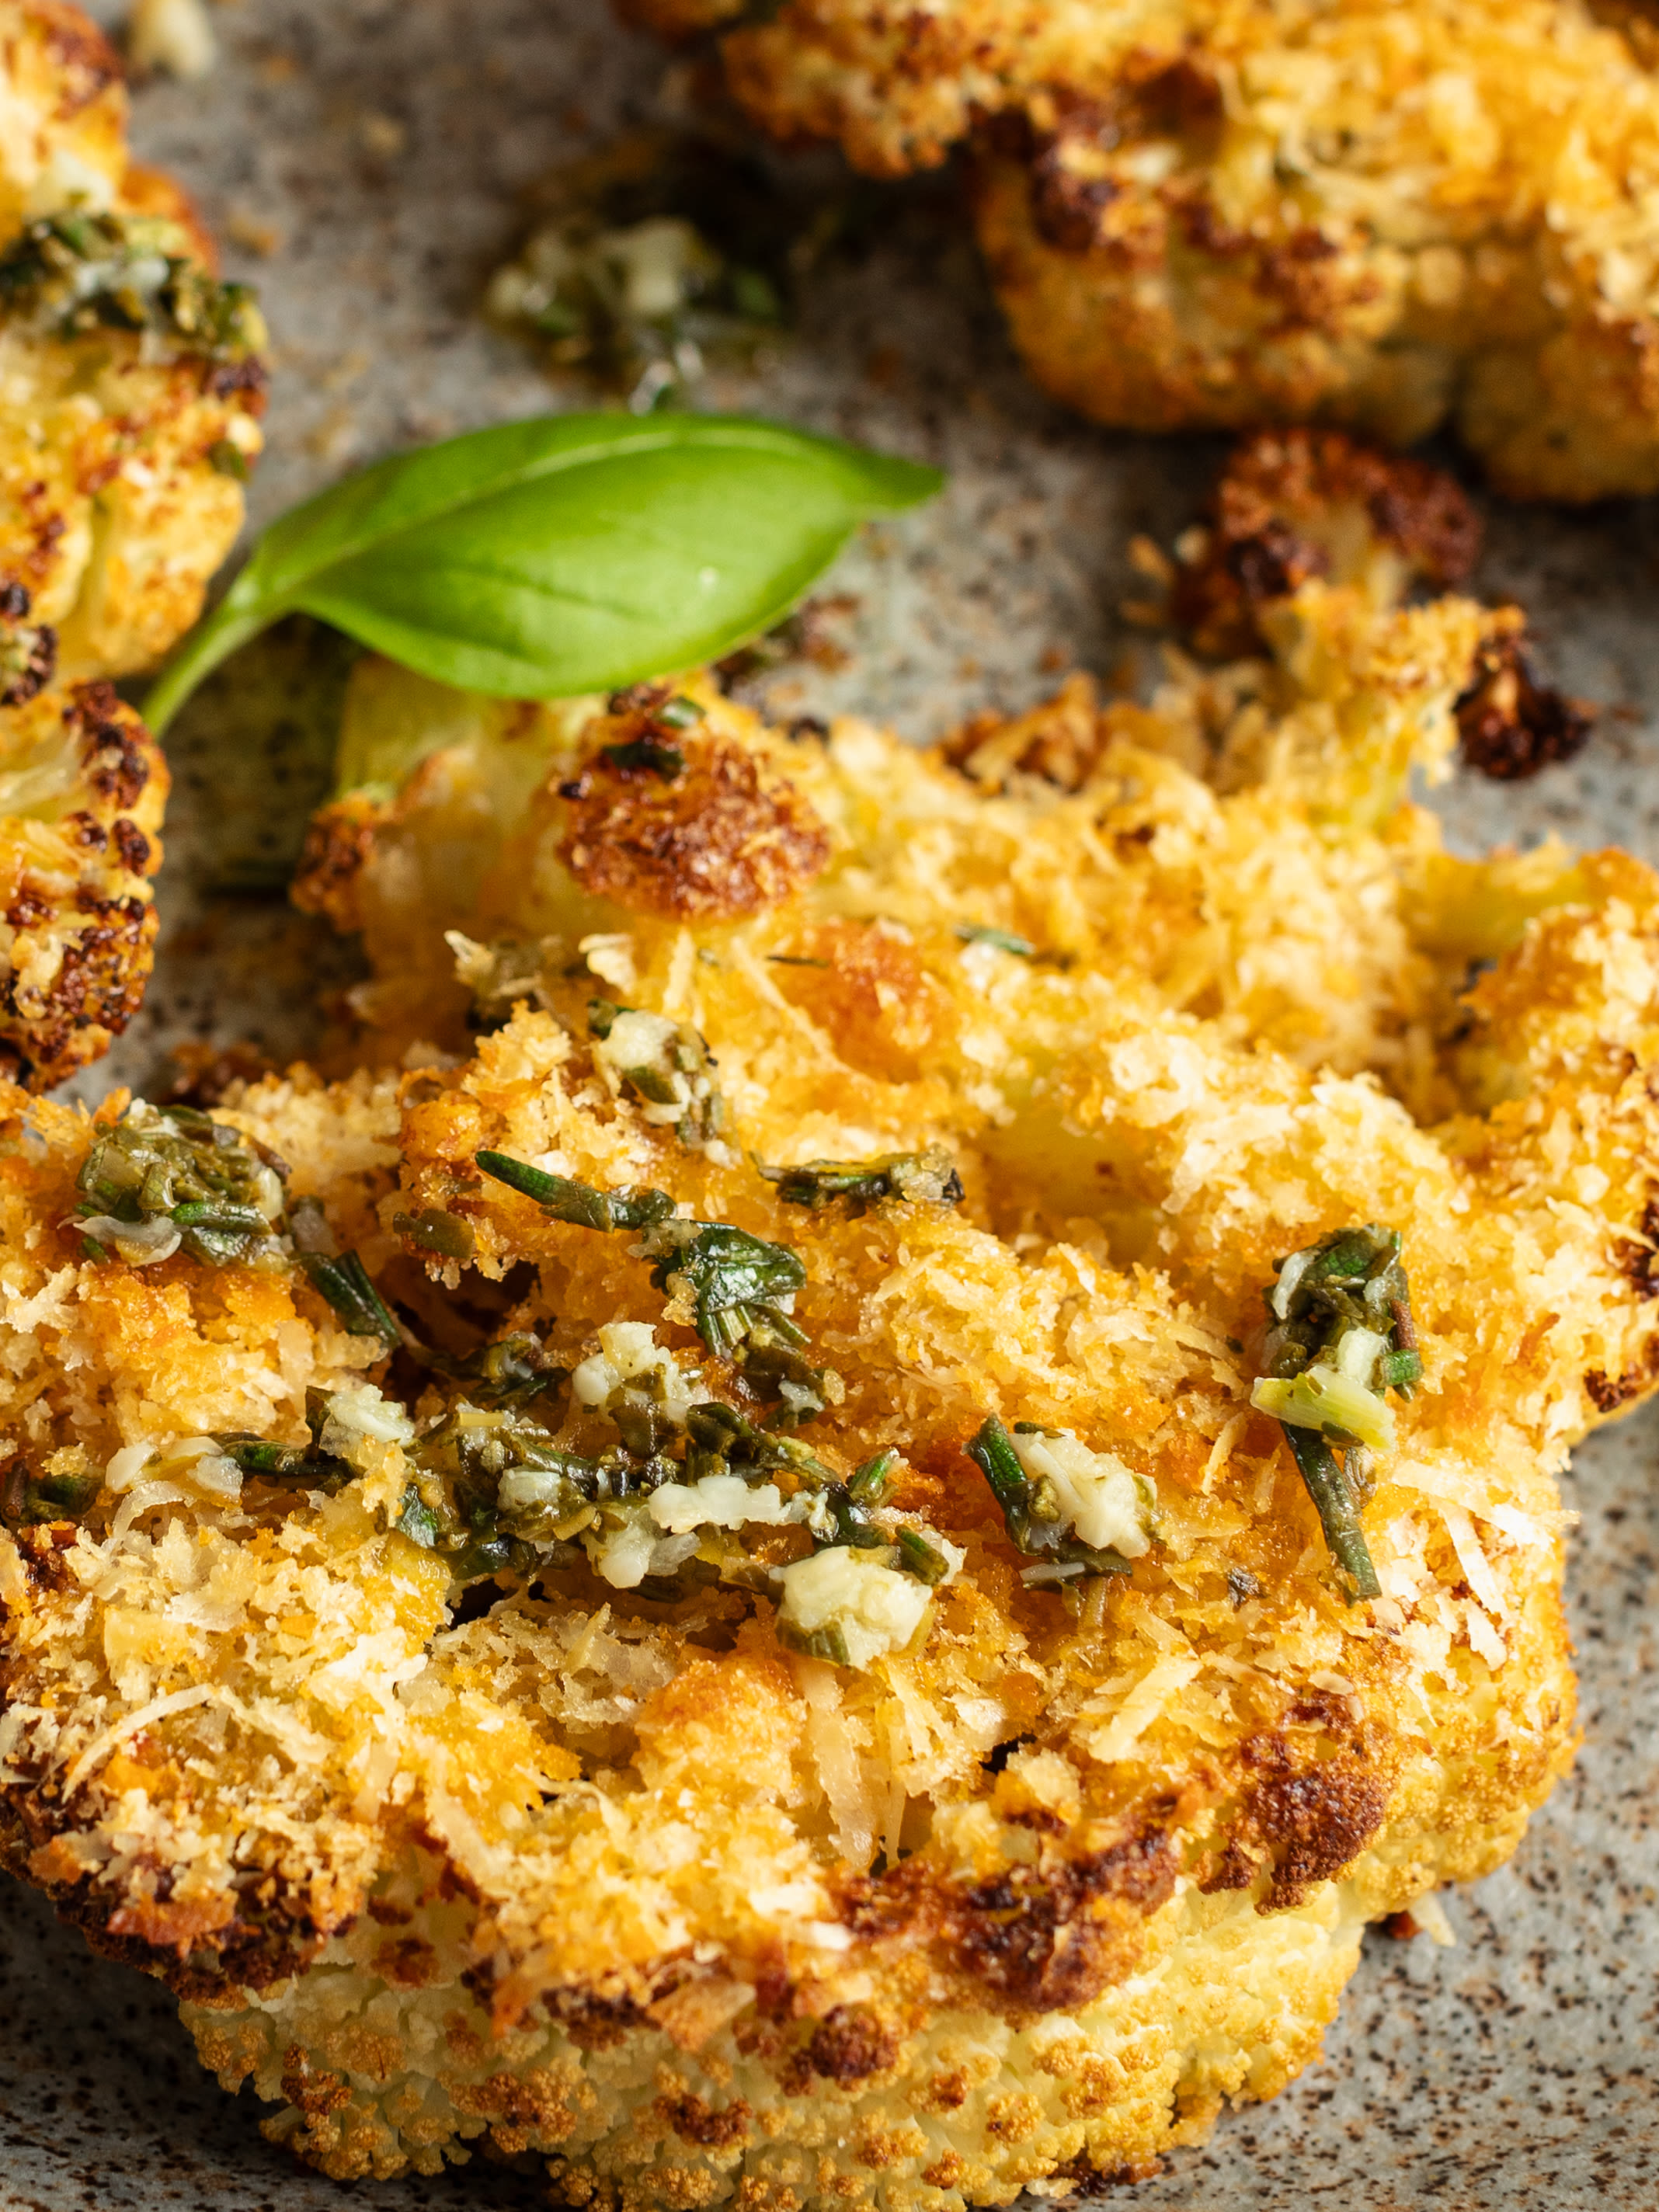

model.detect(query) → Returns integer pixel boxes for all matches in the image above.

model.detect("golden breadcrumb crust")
[0,464,1649,2200]
[0,1,266,679]
[629,0,1659,499]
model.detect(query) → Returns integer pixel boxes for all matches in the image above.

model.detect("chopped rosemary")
[955,923,1034,957]
[645,1219,807,1358]
[216,1434,353,1493]
[601,738,684,781]
[758,1145,963,1214]
[475,1152,674,1230]
[300,1250,402,1347]
[0,1459,101,1529]
[75,1101,288,1271]
[966,1414,1137,1577]
[393,1207,476,1262]
[425,1332,562,1407]
[464,1149,955,1634]
[1250,1223,1421,1601]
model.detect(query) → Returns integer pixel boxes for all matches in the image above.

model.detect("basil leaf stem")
[144,412,941,732]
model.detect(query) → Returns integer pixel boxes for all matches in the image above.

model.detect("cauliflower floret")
[0,676,165,1089]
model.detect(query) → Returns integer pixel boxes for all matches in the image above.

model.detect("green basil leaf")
[144,412,941,732]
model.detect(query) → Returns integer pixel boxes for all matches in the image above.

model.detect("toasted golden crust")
[0,0,266,680]
[638,0,1659,497]
[1,546,1651,2196]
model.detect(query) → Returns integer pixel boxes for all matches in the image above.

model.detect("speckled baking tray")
[3,3,1658,2206]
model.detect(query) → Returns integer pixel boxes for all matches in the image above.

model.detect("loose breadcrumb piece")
[1,454,1650,2198]
[627,0,1659,498]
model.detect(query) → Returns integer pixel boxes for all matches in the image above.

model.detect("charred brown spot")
[112,818,152,875]
[290,795,383,933]
[1030,136,1118,253]
[71,683,151,809]
[280,2044,353,2117]
[1171,430,1481,657]
[1241,1738,1390,1911]
[1585,1367,1640,1412]
[5,887,53,931]
[1619,1195,1659,1296]
[560,725,830,921]
[1198,1837,1259,1894]
[955,1830,1176,2010]
[371,1933,439,1988]
[0,614,56,708]
[204,355,269,405]
[0,1795,325,2000]
[1456,633,1595,781]
[656,2092,753,2147]
[64,812,108,853]
[42,9,123,114]
[544,1986,647,2052]
[807,2004,899,2083]
[0,891,157,1091]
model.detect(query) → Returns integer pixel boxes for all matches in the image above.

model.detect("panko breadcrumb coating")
[628,0,1659,499]
[0,450,1644,2204]
[0,1,266,681]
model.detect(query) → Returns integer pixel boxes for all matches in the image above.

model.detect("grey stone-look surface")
[2,2,1657,2205]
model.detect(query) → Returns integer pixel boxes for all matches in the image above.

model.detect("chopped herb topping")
[967,1414,1143,1580]
[299,1250,402,1348]
[0,1458,100,1529]
[392,1207,477,1262]
[483,134,802,411]
[644,1218,807,1359]
[1249,1223,1420,1601]
[425,1332,562,1407]
[475,1151,673,1230]
[0,210,265,359]
[654,695,705,730]
[466,1154,955,1648]
[956,923,1035,957]
[602,738,684,781]
[207,438,249,480]
[76,1101,288,1270]
[758,1146,963,1215]
[586,1003,727,1153]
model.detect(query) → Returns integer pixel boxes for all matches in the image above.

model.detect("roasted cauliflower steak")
[628,0,1659,499]
[0,1,266,1088]
[0,446,1646,2205]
